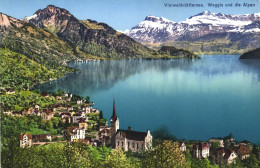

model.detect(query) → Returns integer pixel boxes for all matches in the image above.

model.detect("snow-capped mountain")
[127,11,260,44]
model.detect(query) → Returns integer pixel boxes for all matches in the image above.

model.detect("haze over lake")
[35,55,260,143]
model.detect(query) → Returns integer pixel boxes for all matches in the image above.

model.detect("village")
[2,89,255,166]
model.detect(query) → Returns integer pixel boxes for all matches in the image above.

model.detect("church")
[110,100,153,152]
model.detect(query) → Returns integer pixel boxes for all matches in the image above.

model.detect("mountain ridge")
[126,11,260,54]
[24,5,159,59]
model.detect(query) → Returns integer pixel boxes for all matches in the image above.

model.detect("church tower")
[110,99,119,138]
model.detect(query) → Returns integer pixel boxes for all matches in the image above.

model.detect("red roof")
[193,143,209,150]
[110,100,117,121]
[19,133,32,140]
[79,118,86,123]
[213,147,235,159]
[236,144,251,155]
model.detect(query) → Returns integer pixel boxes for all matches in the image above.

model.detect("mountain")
[126,11,260,54]
[240,47,260,59]
[159,46,198,59]
[24,5,159,59]
[0,12,96,70]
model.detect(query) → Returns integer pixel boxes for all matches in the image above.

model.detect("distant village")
[3,90,254,166]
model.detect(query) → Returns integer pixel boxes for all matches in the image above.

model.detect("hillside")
[0,48,69,89]
[240,47,260,59]
[0,12,98,70]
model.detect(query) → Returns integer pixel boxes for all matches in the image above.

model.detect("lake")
[35,55,260,143]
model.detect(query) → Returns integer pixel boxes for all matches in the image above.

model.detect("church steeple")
[111,99,117,121]
[110,98,119,142]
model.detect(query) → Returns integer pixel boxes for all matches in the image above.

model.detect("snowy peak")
[127,11,260,44]
[184,11,259,27]
[144,16,174,23]
[182,11,260,26]
[24,14,37,21]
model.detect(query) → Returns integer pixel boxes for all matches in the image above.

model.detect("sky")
[0,0,259,31]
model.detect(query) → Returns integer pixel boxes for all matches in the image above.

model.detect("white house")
[114,127,153,152]
[67,127,85,141]
[178,142,186,152]
[193,143,210,158]
[20,133,32,148]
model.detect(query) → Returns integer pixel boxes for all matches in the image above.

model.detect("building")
[20,133,32,148]
[235,144,251,160]
[61,112,71,123]
[67,126,85,141]
[32,110,41,116]
[41,109,54,121]
[66,105,73,111]
[6,88,15,94]
[115,127,153,152]
[110,100,152,152]
[21,108,34,115]
[193,143,210,158]
[84,106,91,113]
[77,100,83,104]
[224,133,236,147]
[34,104,40,110]
[208,138,224,147]
[212,148,237,165]
[78,118,88,129]
[99,126,111,146]
[33,134,52,142]
[110,100,119,138]
[41,92,50,97]
[91,109,99,113]
[178,142,186,152]
[72,113,83,124]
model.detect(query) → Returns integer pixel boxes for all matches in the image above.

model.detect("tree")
[99,110,103,119]
[142,140,189,168]
[51,117,60,129]
[85,96,90,103]
[45,121,53,131]
[104,148,132,168]
[242,155,259,168]
[152,126,177,142]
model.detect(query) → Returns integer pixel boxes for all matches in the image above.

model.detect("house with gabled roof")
[212,147,237,165]
[178,142,186,152]
[67,126,85,141]
[61,112,71,123]
[115,127,152,152]
[78,118,88,129]
[41,109,54,120]
[193,142,210,158]
[20,133,32,148]
[235,144,251,160]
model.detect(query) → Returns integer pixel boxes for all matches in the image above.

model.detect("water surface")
[35,55,260,143]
